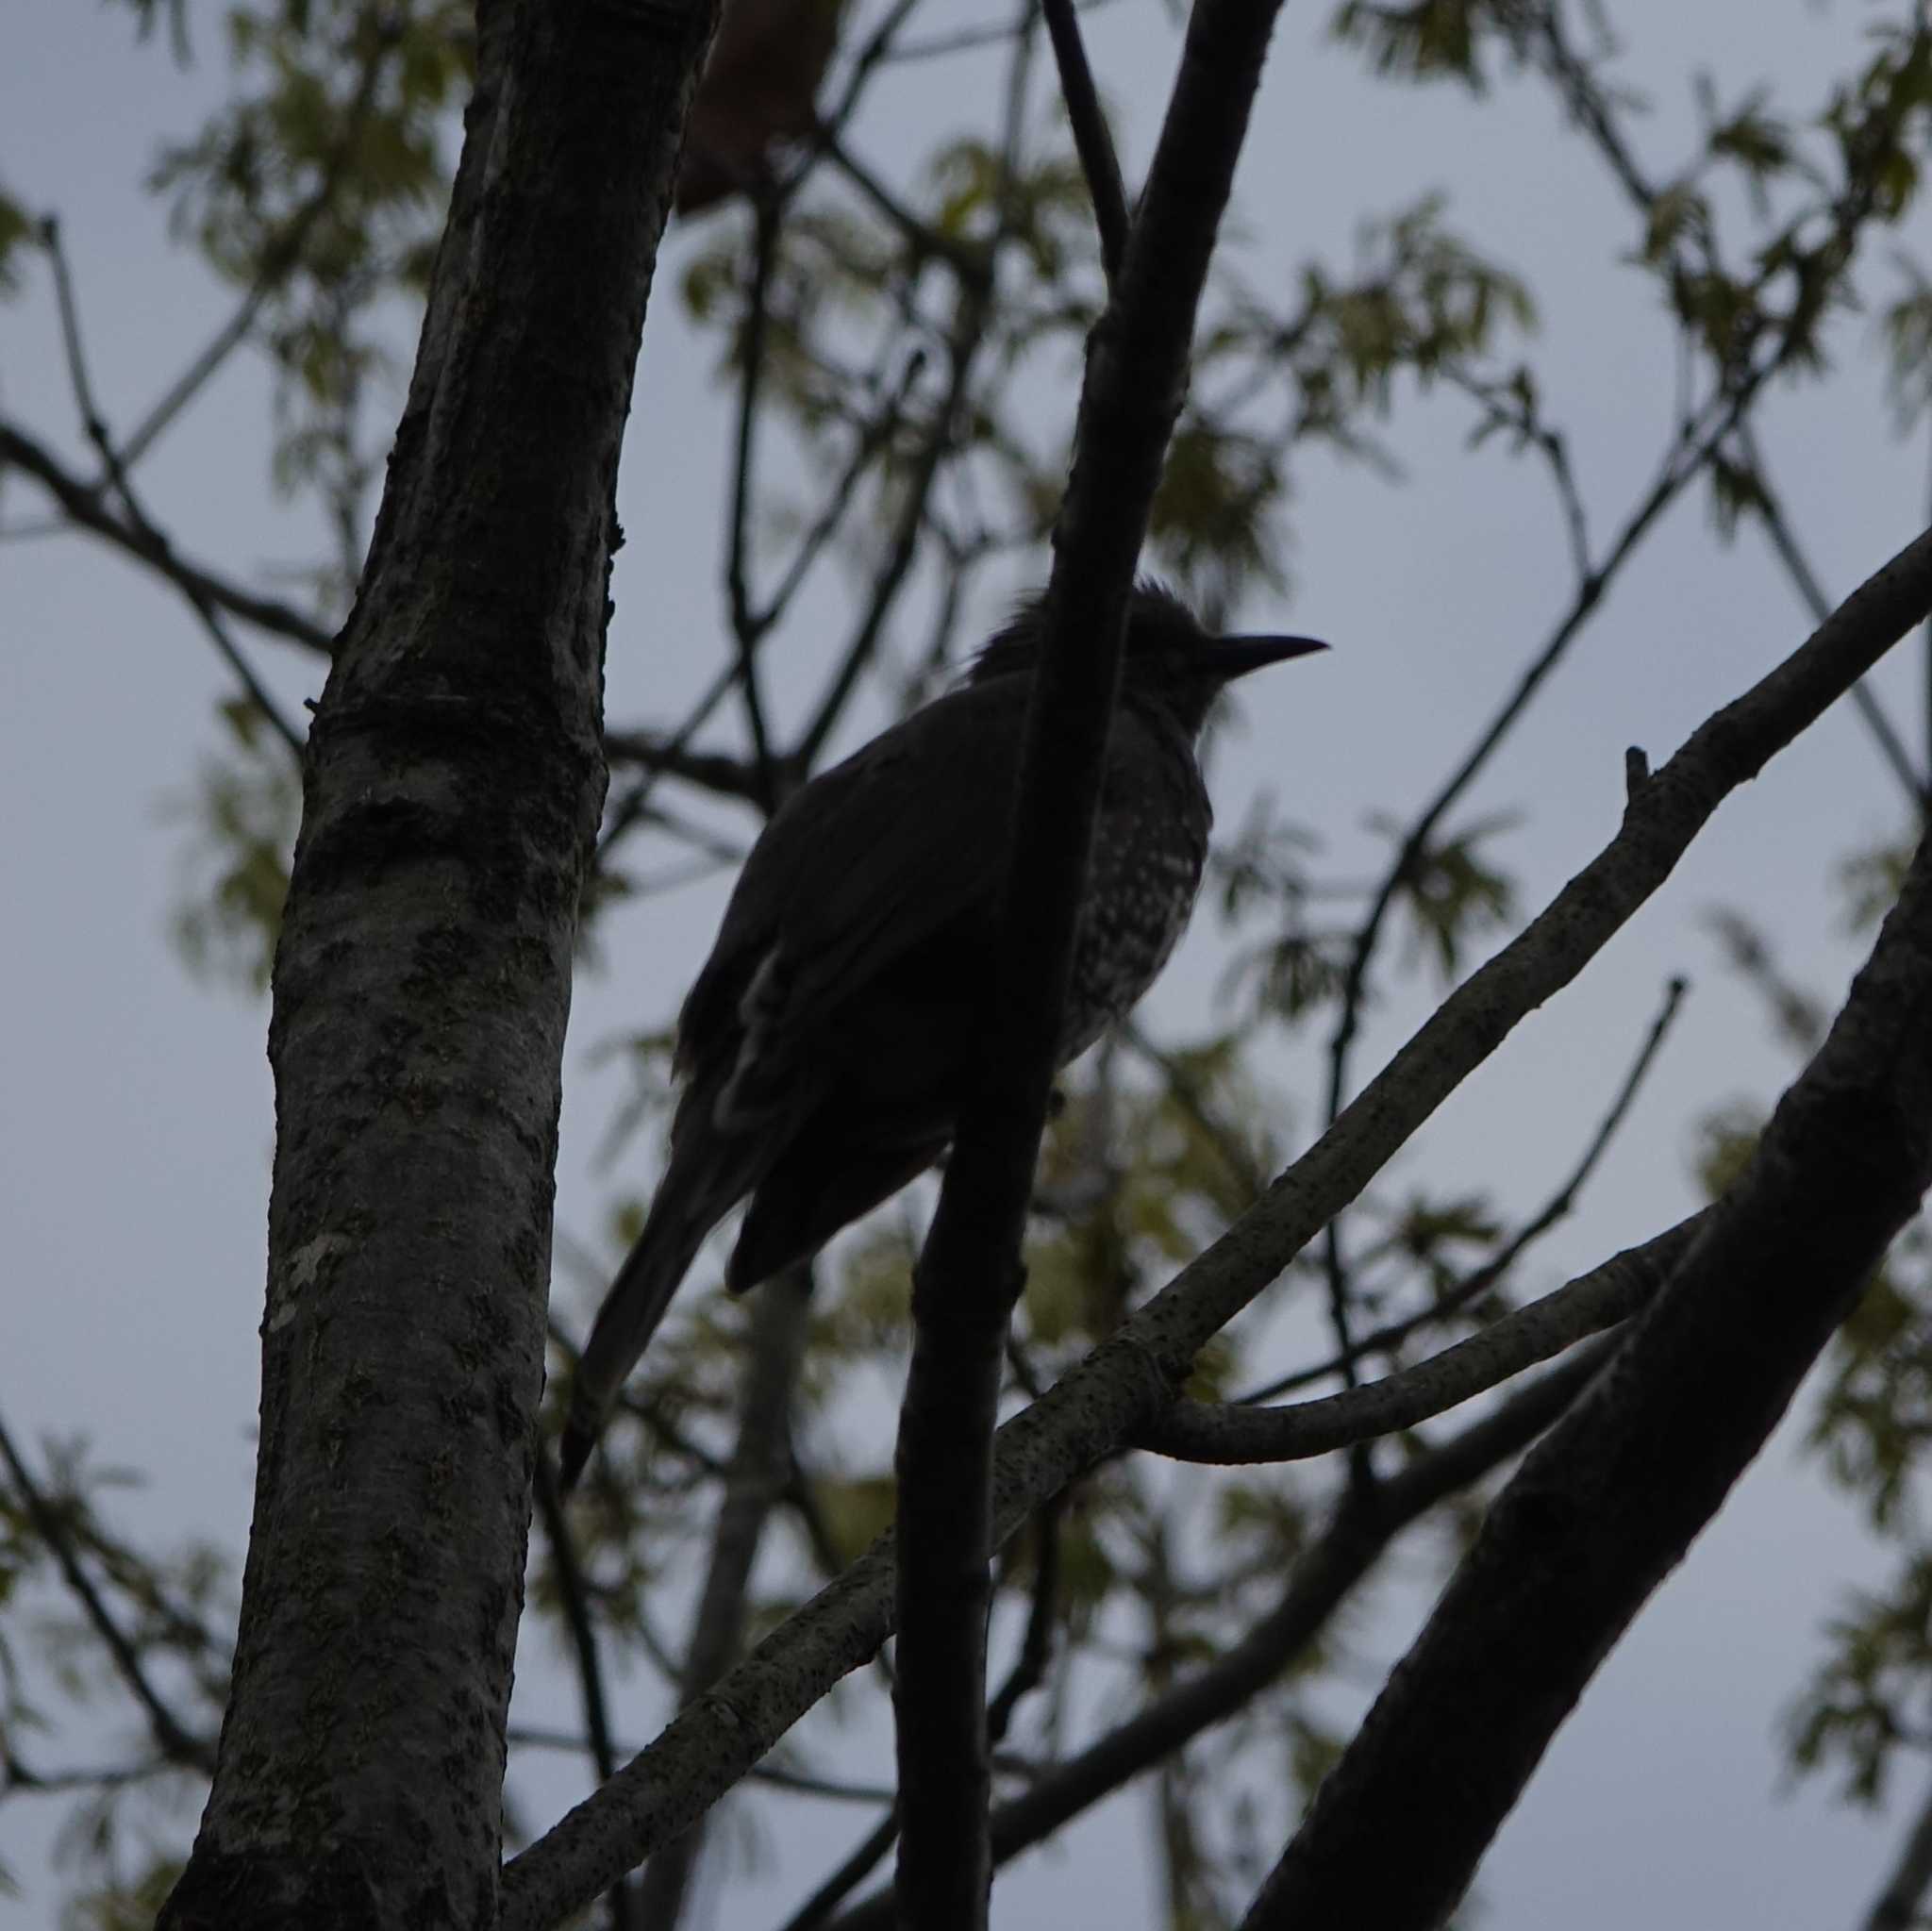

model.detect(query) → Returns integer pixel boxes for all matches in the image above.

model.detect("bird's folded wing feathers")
[677,678,1031,1080]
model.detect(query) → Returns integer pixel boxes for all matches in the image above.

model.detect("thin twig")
[1241,972,1689,1405]
[531,1455,632,1931]
[885,0,1126,67]
[0,418,337,652]
[2,1751,174,1797]
[1120,1021,1270,1198]
[531,1458,623,1790]
[724,198,785,809]
[779,1810,905,1931]
[793,278,1001,769]
[822,137,991,283]
[37,224,308,755]
[0,1418,215,1774]
[1041,0,1131,286]
[1137,1219,1693,1462]
[121,34,391,471]
[1737,424,1926,811]
[634,1271,813,1928]
[760,350,929,629]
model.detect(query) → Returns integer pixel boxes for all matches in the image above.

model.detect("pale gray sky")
[4,1,1929,1924]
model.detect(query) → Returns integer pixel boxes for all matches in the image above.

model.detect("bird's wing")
[675,676,1029,1092]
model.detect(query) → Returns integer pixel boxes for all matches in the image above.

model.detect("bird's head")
[970,580,1326,736]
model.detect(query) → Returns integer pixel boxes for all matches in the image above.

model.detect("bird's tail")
[558,1164,733,1490]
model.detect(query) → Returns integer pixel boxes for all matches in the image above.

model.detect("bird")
[559,582,1326,1487]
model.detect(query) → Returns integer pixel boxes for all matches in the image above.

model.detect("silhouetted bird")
[559,584,1325,1486]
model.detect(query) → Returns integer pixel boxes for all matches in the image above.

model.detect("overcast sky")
[6,1,1932,1924]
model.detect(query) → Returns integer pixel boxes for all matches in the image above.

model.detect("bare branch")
[603,714,767,804]
[531,1458,624,1791]
[824,1343,1611,1930]
[724,199,786,809]
[1241,971,1690,1406]
[1736,424,1926,811]
[1138,1218,1694,1463]
[1041,0,1131,286]
[119,29,392,472]
[1242,818,1932,1929]
[885,0,1126,68]
[986,1497,1063,1743]
[634,1270,812,1929]
[892,0,1289,1915]
[0,419,337,652]
[0,1417,215,1775]
[14,225,314,757]
[531,1456,633,1931]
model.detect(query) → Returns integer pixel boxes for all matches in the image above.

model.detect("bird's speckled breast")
[1059,707,1211,1063]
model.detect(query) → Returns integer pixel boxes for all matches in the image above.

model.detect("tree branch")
[892,0,1291,1917]
[824,1342,1611,1930]
[0,418,338,654]
[1241,816,1932,1929]
[1041,0,1131,286]
[1241,971,1689,1406]
[635,1269,812,1930]
[0,1417,214,1775]
[1137,1218,1694,1462]
[531,1456,632,1931]
[1737,424,1927,812]
[775,1501,1062,1931]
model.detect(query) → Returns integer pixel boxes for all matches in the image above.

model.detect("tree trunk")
[157,2,719,1924]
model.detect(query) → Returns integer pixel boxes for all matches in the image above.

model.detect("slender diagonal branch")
[887,0,1126,67]
[1737,424,1926,811]
[532,1459,623,1793]
[0,1418,214,1775]
[724,199,785,808]
[0,420,337,652]
[32,229,311,754]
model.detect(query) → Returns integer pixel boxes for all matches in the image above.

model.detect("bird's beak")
[1205,633,1330,680]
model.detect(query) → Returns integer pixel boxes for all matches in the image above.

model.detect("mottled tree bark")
[157,2,718,1926]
